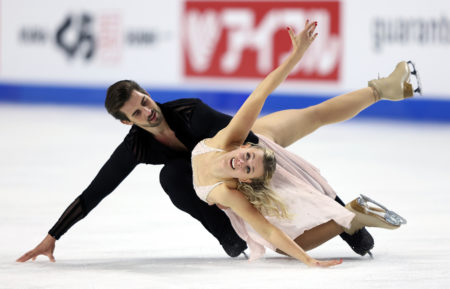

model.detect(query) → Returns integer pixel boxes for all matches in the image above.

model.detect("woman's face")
[226,145,265,181]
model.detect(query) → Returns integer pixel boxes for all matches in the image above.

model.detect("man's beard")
[141,110,163,128]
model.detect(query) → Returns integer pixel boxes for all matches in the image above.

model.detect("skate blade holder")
[357,194,407,226]
[407,61,422,95]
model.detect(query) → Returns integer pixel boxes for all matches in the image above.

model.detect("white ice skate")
[368,60,422,101]
[346,194,407,230]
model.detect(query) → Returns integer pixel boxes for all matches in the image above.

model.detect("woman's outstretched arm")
[212,20,318,149]
[208,185,342,267]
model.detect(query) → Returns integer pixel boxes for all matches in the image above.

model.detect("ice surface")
[1,104,449,289]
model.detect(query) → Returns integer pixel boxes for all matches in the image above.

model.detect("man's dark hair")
[105,80,148,121]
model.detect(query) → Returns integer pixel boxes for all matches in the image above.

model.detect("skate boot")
[335,196,374,256]
[368,61,422,101]
[221,234,247,257]
[345,194,407,235]
[340,227,374,257]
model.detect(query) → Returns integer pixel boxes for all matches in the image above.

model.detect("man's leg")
[293,220,343,251]
[159,158,246,257]
[276,220,343,256]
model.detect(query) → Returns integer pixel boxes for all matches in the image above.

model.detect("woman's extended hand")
[287,19,318,55]
[306,257,343,268]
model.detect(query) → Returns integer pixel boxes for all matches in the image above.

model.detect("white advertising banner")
[0,0,181,85]
[343,0,450,99]
[179,0,450,98]
[1,0,450,99]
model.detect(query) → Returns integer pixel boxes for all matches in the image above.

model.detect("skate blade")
[349,200,400,230]
[359,194,407,226]
[407,61,423,95]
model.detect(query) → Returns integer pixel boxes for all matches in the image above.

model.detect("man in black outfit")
[17,80,373,262]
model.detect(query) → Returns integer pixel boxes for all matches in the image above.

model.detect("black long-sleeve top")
[48,98,258,239]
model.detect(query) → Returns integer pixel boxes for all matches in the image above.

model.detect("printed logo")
[18,12,159,65]
[56,14,96,60]
[183,1,342,81]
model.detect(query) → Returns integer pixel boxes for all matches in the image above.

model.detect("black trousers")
[159,158,240,245]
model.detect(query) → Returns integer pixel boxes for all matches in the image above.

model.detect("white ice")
[1,104,449,289]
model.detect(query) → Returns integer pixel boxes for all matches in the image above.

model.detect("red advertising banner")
[183,1,341,81]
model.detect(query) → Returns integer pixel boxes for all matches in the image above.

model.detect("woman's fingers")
[315,258,343,267]
[310,20,317,30]
[306,21,317,38]
[288,20,317,37]
[287,20,318,51]
[286,26,294,38]
[286,26,296,45]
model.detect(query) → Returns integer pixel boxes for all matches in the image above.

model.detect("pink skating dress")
[192,134,355,261]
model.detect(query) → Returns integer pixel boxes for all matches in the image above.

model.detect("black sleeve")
[191,100,259,143]
[48,141,138,239]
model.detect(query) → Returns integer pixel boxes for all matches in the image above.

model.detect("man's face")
[119,90,163,128]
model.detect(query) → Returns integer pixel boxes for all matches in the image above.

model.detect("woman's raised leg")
[252,87,378,147]
[252,61,415,148]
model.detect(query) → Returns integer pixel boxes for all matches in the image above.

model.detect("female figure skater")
[191,20,413,267]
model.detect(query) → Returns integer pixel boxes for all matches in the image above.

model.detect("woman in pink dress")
[191,20,413,267]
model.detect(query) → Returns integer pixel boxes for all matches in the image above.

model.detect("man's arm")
[17,141,138,262]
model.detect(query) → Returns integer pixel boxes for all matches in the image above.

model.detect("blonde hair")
[236,143,291,219]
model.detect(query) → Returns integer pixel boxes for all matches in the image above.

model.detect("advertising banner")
[0,0,181,85]
[183,1,341,82]
[1,0,450,102]
[342,0,450,98]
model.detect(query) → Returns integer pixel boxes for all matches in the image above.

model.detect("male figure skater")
[17,80,373,262]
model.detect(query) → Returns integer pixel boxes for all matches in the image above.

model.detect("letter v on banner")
[182,1,341,82]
